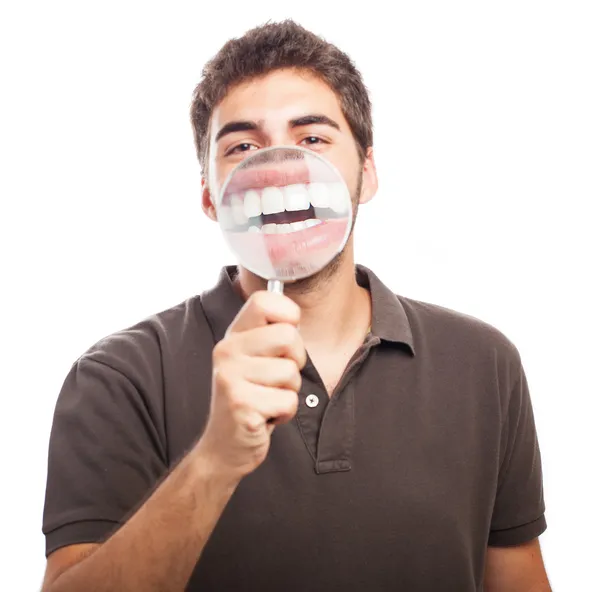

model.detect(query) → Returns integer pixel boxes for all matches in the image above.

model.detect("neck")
[234,243,371,348]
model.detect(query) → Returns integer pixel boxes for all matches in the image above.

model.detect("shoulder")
[398,294,523,373]
[75,295,209,382]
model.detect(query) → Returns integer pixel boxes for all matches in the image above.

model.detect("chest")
[305,337,370,396]
[170,342,504,590]
[187,373,501,590]
[309,354,352,396]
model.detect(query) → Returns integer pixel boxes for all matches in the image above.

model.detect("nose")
[260,123,297,149]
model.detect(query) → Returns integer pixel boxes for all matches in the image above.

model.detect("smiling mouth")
[220,172,351,276]
[217,149,351,277]
[219,181,350,234]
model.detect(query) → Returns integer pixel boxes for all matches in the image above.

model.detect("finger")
[240,357,302,391]
[234,323,307,369]
[246,384,299,425]
[227,291,301,334]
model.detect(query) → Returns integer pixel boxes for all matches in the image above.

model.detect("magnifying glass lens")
[216,147,352,285]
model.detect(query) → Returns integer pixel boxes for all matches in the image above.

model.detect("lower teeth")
[247,219,322,234]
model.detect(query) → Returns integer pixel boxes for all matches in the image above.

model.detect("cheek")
[206,138,234,197]
[207,162,233,203]
[333,146,362,192]
[340,164,363,203]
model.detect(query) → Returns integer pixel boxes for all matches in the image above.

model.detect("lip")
[224,217,349,277]
[221,162,341,204]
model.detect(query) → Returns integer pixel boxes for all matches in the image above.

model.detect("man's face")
[201,68,377,289]
[203,68,376,221]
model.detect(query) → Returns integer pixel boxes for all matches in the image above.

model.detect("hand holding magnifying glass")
[197,146,355,476]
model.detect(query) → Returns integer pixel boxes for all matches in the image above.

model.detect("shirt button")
[305,394,319,408]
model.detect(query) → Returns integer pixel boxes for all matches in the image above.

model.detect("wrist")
[190,440,242,495]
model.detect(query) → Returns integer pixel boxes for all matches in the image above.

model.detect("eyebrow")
[215,114,341,143]
[215,120,259,143]
[290,114,341,131]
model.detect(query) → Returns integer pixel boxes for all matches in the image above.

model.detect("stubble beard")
[281,171,362,296]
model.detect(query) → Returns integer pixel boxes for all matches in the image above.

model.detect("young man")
[41,20,551,591]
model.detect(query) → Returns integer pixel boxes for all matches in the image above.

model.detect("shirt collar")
[355,264,414,353]
[200,264,414,355]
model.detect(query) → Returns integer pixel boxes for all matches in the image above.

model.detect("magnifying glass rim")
[216,145,354,282]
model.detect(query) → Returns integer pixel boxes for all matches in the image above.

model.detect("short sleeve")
[488,364,547,546]
[42,356,168,556]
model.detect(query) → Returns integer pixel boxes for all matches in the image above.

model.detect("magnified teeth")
[261,187,285,215]
[329,182,349,213]
[307,182,329,208]
[231,194,248,225]
[283,184,310,211]
[243,190,262,218]
[262,223,277,234]
[252,219,324,234]
[290,220,307,231]
[233,182,347,220]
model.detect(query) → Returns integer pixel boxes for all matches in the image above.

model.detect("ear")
[359,147,378,205]
[201,177,218,222]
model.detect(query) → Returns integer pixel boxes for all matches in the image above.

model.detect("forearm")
[47,444,239,592]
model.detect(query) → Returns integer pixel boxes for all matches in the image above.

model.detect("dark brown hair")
[190,19,373,174]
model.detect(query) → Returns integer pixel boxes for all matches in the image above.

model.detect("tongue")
[261,208,314,225]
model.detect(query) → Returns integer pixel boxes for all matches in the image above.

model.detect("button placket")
[295,368,328,461]
[314,341,379,474]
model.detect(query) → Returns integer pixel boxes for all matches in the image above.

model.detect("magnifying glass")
[215,146,353,294]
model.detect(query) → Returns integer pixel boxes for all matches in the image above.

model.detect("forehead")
[210,69,349,133]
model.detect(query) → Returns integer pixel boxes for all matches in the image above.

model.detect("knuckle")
[284,389,299,414]
[213,340,233,362]
[213,366,233,391]
[284,358,297,378]
[279,323,298,346]
[297,346,308,369]
[284,361,301,389]
[286,299,302,322]
[249,291,300,323]
[244,415,263,433]
[248,291,269,315]
[228,390,247,413]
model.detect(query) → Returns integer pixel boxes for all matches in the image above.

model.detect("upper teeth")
[307,182,329,208]
[230,194,247,226]
[329,182,349,213]
[219,182,348,228]
[283,184,310,211]
[261,186,285,215]
[243,190,262,218]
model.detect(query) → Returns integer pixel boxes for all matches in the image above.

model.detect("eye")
[301,136,325,146]
[226,143,258,156]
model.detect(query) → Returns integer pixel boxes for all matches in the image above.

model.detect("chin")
[283,249,346,295]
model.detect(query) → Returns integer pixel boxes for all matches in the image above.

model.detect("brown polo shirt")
[42,264,546,591]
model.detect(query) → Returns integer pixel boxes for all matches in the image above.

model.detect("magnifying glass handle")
[267,279,284,295]
[266,279,283,426]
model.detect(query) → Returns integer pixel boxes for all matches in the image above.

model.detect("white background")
[1,1,598,589]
